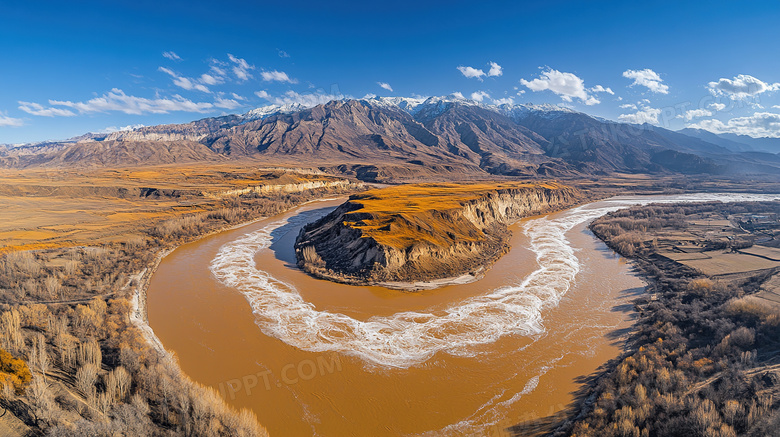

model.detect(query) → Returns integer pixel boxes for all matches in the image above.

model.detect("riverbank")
[148,195,683,436]
[556,199,780,436]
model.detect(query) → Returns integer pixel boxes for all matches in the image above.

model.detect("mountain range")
[3,96,780,181]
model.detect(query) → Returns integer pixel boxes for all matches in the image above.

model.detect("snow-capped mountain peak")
[240,103,307,123]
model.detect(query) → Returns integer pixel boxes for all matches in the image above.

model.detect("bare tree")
[31,334,50,380]
[78,337,102,367]
[55,332,77,370]
[76,363,98,399]
[27,374,56,425]
[105,366,131,402]
[0,309,23,354]
[44,276,62,299]
[95,391,112,415]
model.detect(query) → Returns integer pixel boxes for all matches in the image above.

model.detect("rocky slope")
[294,182,583,288]
[202,99,563,177]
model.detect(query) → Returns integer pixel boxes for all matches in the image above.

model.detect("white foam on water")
[210,193,780,369]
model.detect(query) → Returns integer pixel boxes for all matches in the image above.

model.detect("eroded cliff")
[294,182,584,288]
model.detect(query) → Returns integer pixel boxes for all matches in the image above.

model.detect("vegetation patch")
[553,201,780,437]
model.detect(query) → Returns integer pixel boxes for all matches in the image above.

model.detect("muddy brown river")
[147,193,779,436]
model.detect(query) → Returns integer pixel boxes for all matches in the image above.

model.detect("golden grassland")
[0,164,342,252]
[351,181,565,213]
[342,181,569,249]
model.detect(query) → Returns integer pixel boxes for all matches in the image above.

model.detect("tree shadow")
[507,282,648,436]
[506,355,624,437]
[506,409,571,437]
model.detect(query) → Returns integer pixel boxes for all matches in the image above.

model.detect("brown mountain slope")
[7,140,223,168]
[205,100,467,162]
[415,102,553,175]
[203,100,563,176]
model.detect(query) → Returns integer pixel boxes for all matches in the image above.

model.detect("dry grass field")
[602,204,780,280]
[0,163,364,436]
[0,164,347,252]
[676,251,779,276]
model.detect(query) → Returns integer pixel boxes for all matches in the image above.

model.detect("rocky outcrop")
[100,115,243,143]
[294,182,584,288]
[201,179,356,199]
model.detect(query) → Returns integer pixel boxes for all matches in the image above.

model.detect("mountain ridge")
[3,96,780,181]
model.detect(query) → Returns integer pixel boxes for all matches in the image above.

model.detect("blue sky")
[2,0,780,143]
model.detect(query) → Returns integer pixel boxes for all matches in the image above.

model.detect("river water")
[147,193,780,436]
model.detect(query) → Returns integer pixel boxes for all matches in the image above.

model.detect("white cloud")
[679,108,713,121]
[457,66,486,80]
[210,65,227,77]
[708,74,780,99]
[618,105,661,125]
[278,49,290,58]
[688,112,780,138]
[622,69,669,94]
[619,103,637,110]
[18,101,76,117]
[231,93,247,101]
[487,62,502,77]
[0,113,23,127]
[470,91,490,102]
[228,54,254,81]
[451,92,466,100]
[162,51,181,61]
[590,85,614,95]
[255,90,271,100]
[260,70,296,83]
[516,90,525,96]
[272,90,345,107]
[158,67,210,93]
[708,102,727,111]
[493,97,514,105]
[199,73,223,86]
[48,88,215,115]
[377,82,393,92]
[214,97,242,110]
[520,68,600,105]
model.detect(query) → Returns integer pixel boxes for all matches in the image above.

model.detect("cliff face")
[294,182,583,287]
